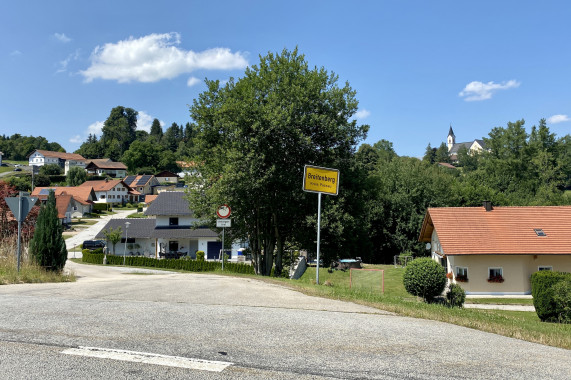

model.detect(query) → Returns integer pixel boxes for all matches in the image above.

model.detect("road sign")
[216,219,231,228]
[303,165,339,196]
[4,195,38,222]
[216,204,231,219]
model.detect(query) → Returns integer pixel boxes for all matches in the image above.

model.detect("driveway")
[65,209,137,258]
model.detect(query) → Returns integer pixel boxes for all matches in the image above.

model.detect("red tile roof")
[55,194,72,219]
[419,206,571,255]
[79,179,126,192]
[31,187,95,205]
[30,150,85,161]
[85,160,127,170]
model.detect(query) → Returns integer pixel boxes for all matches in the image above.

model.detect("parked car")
[13,168,22,171]
[82,240,106,250]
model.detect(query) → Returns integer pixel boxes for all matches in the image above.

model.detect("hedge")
[81,252,255,275]
[531,271,571,322]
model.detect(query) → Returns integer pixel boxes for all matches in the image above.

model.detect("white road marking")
[62,346,233,372]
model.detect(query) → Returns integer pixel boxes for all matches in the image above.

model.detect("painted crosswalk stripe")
[62,346,233,372]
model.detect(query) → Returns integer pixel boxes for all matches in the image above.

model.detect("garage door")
[207,241,222,260]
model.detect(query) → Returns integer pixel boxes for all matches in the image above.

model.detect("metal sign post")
[303,165,339,284]
[216,205,231,271]
[4,192,38,273]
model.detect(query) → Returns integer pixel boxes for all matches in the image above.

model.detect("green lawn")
[274,264,570,350]
[72,219,98,227]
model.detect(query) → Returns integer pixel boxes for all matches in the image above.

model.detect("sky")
[1,1,570,158]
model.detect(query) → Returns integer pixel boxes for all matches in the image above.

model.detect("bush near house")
[81,251,254,274]
[446,283,466,308]
[403,257,446,302]
[531,271,571,323]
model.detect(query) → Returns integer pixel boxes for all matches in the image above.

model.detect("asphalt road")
[0,261,569,379]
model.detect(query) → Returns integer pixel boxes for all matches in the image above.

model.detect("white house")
[79,179,139,204]
[28,150,86,174]
[85,159,128,178]
[96,191,220,259]
[446,126,486,162]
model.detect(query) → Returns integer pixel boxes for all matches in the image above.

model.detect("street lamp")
[123,221,131,266]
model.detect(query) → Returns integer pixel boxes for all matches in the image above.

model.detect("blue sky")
[1,1,570,157]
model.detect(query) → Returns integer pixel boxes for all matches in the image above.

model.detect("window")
[169,217,179,226]
[488,267,504,283]
[538,266,553,271]
[455,266,468,282]
[534,228,546,236]
[120,238,135,244]
[100,195,106,199]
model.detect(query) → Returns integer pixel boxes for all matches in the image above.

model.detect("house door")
[207,241,222,260]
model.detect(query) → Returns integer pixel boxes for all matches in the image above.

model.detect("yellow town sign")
[303,165,339,196]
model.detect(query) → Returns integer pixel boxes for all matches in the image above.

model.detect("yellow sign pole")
[303,165,339,284]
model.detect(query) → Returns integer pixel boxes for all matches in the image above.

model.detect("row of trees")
[185,48,571,275]
[0,134,63,161]
[75,106,198,174]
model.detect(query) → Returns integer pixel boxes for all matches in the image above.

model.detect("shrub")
[403,257,446,302]
[446,283,466,308]
[551,278,571,323]
[196,250,205,261]
[531,271,571,322]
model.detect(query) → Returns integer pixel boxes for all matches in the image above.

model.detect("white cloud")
[187,76,201,87]
[54,33,71,43]
[459,80,520,101]
[355,109,371,119]
[56,50,80,74]
[69,135,83,144]
[81,32,248,83]
[9,50,22,56]
[87,121,104,136]
[137,111,164,133]
[547,114,569,124]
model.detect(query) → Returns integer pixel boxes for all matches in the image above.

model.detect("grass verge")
[267,265,570,350]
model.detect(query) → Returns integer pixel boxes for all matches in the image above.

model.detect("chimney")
[483,200,493,212]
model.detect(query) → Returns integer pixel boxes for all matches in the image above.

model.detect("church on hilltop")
[446,126,486,162]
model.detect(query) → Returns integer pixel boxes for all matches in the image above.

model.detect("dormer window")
[169,217,179,226]
[534,229,546,236]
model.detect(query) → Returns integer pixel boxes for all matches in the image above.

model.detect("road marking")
[62,346,233,372]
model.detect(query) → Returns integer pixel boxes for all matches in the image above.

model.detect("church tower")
[447,125,455,151]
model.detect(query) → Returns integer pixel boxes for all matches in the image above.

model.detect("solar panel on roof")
[136,175,152,186]
[124,175,136,185]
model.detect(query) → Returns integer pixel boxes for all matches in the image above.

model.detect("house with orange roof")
[419,202,571,295]
[79,179,140,205]
[28,149,86,174]
[31,186,96,217]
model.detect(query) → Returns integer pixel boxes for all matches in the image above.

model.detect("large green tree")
[188,48,368,275]
[66,166,87,186]
[100,106,138,160]
[29,191,67,271]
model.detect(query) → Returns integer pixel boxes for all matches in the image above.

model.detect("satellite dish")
[425,243,431,250]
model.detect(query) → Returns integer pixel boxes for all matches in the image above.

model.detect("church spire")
[447,124,455,151]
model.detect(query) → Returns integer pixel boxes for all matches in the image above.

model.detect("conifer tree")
[29,190,67,271]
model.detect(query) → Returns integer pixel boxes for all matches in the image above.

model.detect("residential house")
[123,175,160,197]
[31,186,96,217]
[79,179,140,204]
[28,150,86,174]
[419,203,571,295]
[96,191,219,259]
[446,126,486,162]
[85,159,127,178]
[155,170,179,184]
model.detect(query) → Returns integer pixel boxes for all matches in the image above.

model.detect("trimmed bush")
[196,250,205,261]
[552,279,571,323]
[403,257,446,302]
[81,253,255,275]
[531,271,571,322]
[446,283,466,308]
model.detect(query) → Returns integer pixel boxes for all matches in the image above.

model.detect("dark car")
[13,168,22,171]
[82,240,106,250]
